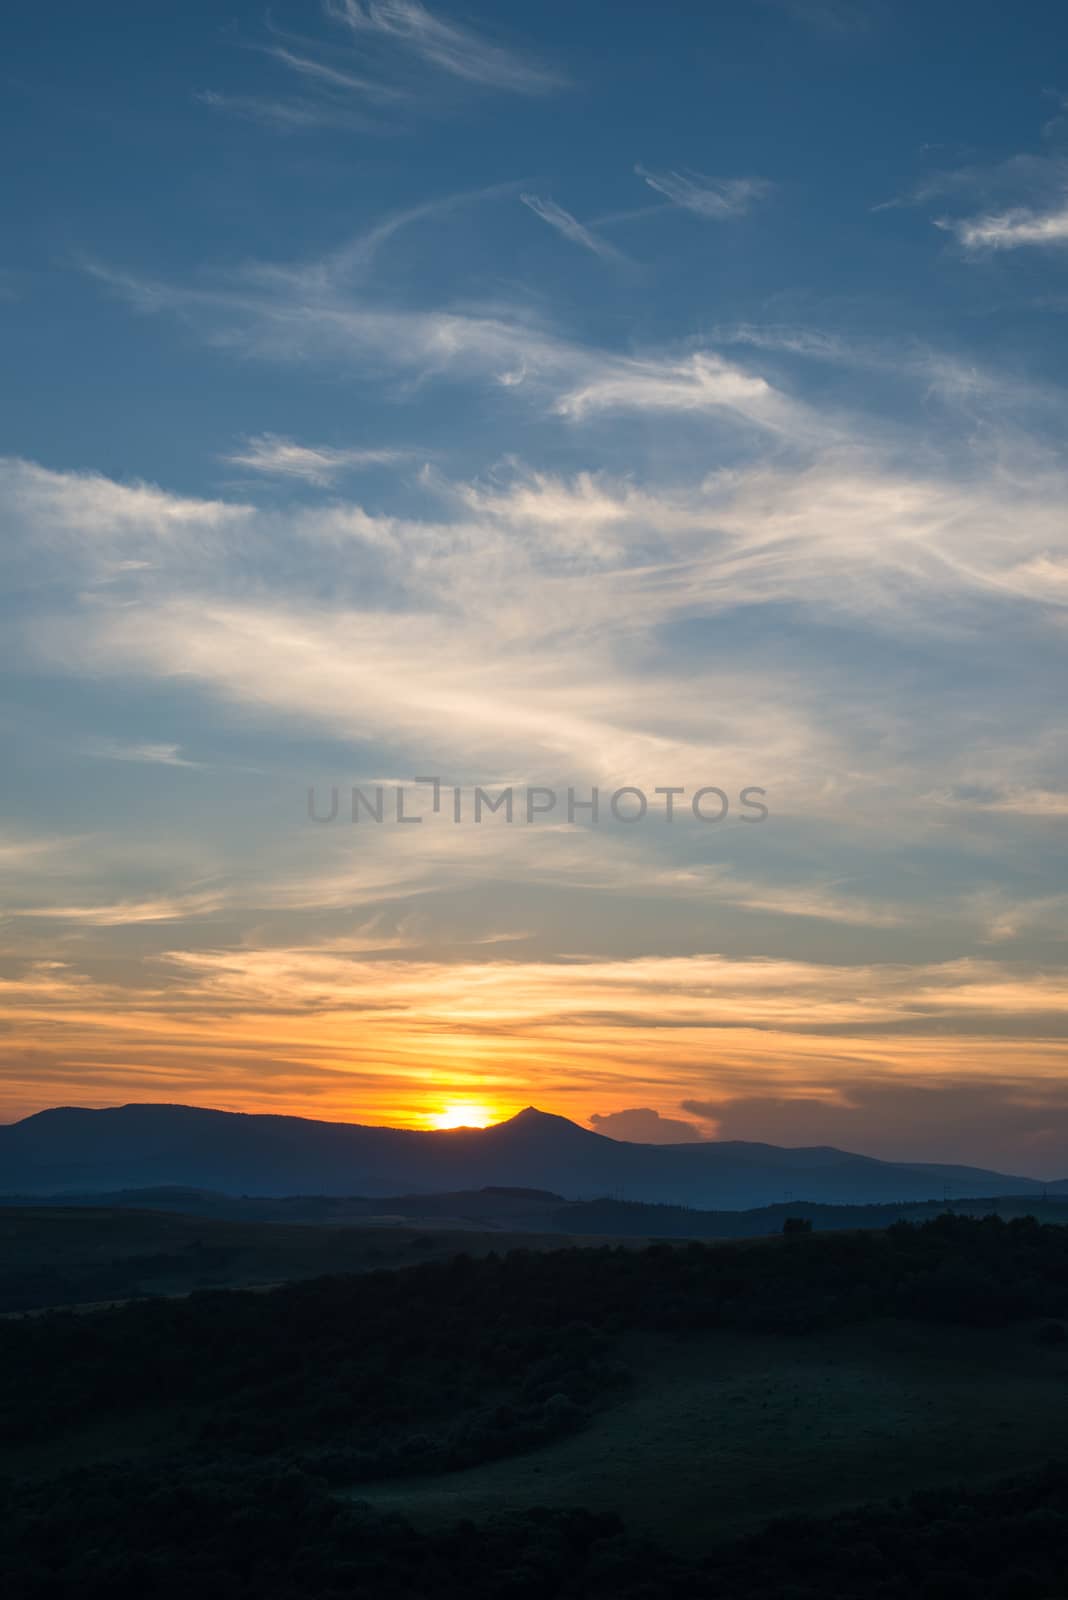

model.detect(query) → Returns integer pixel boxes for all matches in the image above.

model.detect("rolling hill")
[0,1102,1057,1208]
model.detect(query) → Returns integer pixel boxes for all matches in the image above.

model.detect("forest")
[5,1215,1068,1596]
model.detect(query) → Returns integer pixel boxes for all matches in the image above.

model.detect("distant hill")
[553,1192,1068,1238]
[6,1186,1068,1243]
[0,1184,570,1230]
[0,1103,1057,1208]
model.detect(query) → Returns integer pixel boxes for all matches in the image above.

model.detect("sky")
[3,0,1068,1173]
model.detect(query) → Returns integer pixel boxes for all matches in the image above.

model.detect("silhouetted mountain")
[0,1103,1056,1208]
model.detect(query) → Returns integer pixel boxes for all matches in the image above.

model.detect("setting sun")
[429,1103,497,1131]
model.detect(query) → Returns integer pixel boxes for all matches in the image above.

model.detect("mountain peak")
[487,1106,601,1143]
[495,1106,577,1129]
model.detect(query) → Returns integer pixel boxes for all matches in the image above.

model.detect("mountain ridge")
[1,1102,1061,1208]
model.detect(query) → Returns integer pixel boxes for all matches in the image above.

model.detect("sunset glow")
[428,1103,498,1131]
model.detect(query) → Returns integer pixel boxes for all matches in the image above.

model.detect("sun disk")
[429,1103,495,1131]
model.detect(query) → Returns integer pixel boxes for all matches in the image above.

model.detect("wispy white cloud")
[1,456,249,542]
[12,428,1068,852]
[223,434,405,484]
[8,891,225,926]
[271,182,526,291]
[194,89,380,134]
[712,320,1068,428]
[878,153,1068,214]
[85,947,1068,1030]
[89,256,571,388]
[713,880,908,928]
[260,45,409,103]
[520,194,624,262]
[878,131,1068,258]
[88,256,811,435]
[326,0,565,95]
[85,739,199,769]
[636,165,772,220]
[554,351,796,428]
[940,199,1068,251]
[199,19,416,133]
[204,4,564,136]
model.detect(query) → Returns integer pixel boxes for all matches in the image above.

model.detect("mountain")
[0,1103,1055,1208]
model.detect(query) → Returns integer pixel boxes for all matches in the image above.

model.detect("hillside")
[6,1218,1068,1597]
[0,1103,1054,1208]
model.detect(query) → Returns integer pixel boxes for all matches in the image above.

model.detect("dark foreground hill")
[0,1102,1056,1208]
[6,1217,1068,1597]
[8,1191,1068,1313]
[0,1204,603,1314]
[8,1457,1068,1600]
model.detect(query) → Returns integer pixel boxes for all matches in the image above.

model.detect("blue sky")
[3,0,1068,1171]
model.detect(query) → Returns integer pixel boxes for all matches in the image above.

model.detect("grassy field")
[350,1319,1068,1553]
[8,1299,1065,1541]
